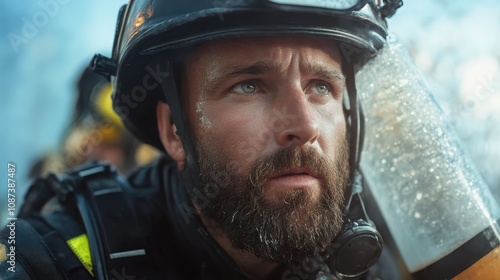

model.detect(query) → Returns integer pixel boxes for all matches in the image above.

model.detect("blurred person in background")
[28,66,159,179]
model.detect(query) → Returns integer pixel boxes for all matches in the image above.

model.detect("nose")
[272,86,319,147]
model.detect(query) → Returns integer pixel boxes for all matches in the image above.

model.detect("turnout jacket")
[0,157,400,279]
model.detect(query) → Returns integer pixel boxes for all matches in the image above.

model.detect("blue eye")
[233,81,257,94]
[312,81,331,95]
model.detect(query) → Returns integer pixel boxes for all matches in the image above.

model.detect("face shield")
[357,35,500,278]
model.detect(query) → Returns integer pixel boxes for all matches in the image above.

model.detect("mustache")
[248,145,345,192]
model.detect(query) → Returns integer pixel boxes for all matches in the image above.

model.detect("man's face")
[182,36,350,262]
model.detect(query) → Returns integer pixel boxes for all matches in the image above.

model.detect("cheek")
[197,103,267,169]
[317,102,346,152]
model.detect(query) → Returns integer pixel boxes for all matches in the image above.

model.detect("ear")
[157,101,186,169]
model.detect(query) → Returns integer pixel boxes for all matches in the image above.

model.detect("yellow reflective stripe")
[66,234,93,276]
[0,243,7,263]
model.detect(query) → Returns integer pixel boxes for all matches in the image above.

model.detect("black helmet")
[91,0,402,153]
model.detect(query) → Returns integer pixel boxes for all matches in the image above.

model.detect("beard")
[192,137,350,263]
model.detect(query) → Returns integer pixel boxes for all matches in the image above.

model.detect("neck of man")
[197,210,284,280]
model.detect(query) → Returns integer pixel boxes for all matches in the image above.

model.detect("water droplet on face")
[414,212,421,219]
[416,192,423,200]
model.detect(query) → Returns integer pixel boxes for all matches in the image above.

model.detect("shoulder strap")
[14,161,162,279]
[58,161,156,280]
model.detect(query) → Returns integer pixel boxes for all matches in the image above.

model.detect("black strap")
[12,161,160,279]
[159,62,204,196]
[60,162,154,280]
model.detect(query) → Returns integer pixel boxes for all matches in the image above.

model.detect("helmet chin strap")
[159,61,203,198]
[345,62,364,183]
[320,64,383,279]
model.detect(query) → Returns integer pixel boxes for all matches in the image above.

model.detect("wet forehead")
[183,36,344,95]
[191,36,342,70]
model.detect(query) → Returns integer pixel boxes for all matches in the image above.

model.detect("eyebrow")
[227,61,345,81]
[303,63,346,84]
[229,61,284,76]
